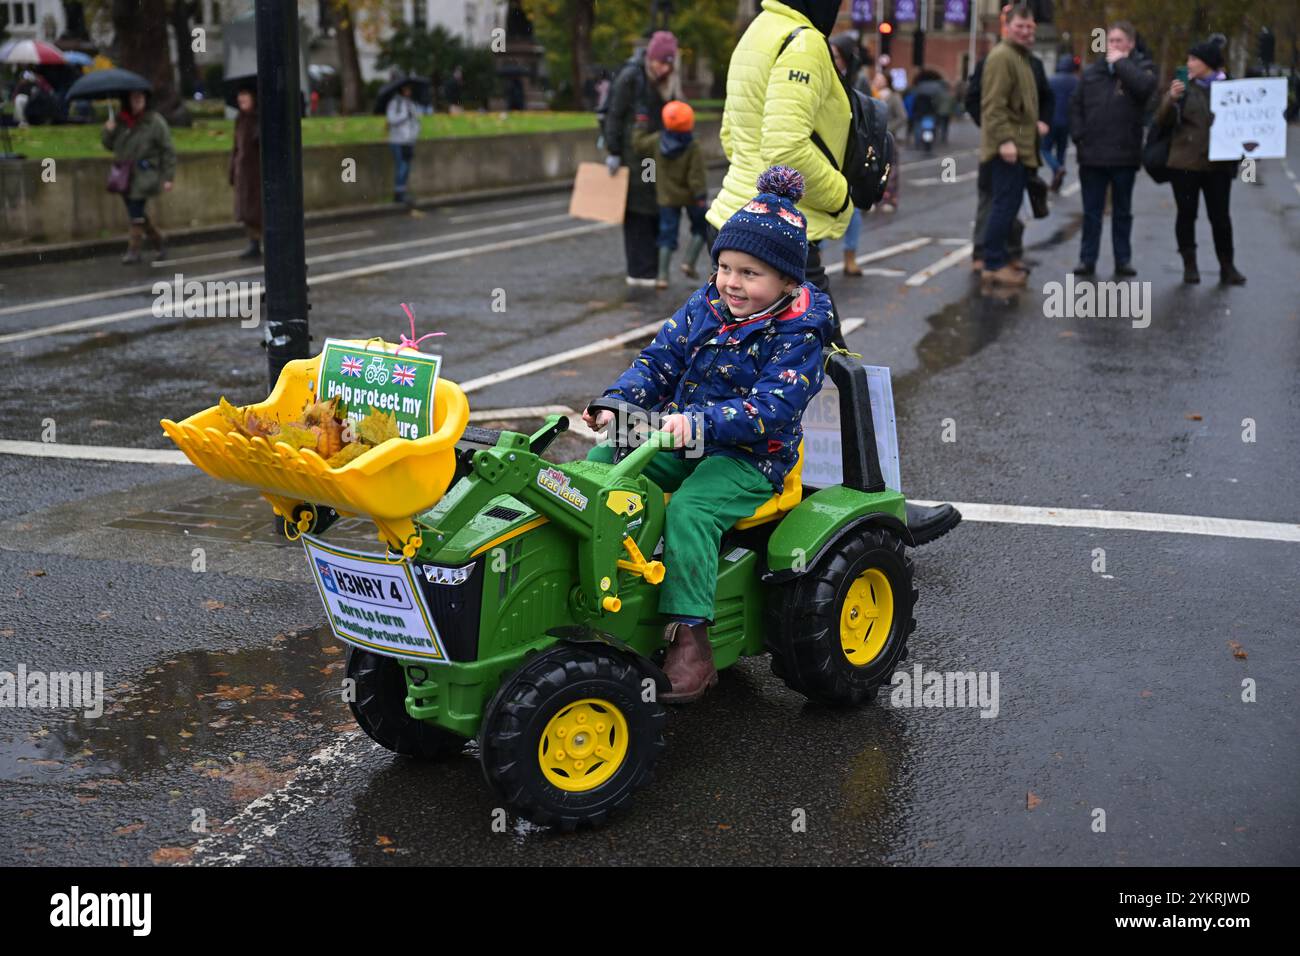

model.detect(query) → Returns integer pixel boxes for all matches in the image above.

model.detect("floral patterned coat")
[601,280,833,491]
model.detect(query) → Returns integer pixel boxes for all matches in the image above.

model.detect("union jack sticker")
[392,364,417,387]
[341,356,364,377]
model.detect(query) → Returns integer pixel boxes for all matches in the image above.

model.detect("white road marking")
[1061,181,1081,197]
[0,439,189,465]
[0,212,578,319]
[448,198,568,222]
[899,148,978,170]
[840,317,865,335]
[1283,165,1295,180]
[0,222,615,346]
[458,317,662,393]
[909,170,978,186]
[188,734,369,866]
[939,238,969,245]
[909,499,1300,544]
[3,443,1296,544]
[469,405,574,421]
[905,243,975,286]
[825,236,933,275]
[1294,182,1300,198]
[148,230,376,268]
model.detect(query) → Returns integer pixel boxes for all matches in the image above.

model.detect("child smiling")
[582,165,833,703]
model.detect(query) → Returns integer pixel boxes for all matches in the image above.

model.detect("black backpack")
[778,27,895,212]
[965,58,984,126]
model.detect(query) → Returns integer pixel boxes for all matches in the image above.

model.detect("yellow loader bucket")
[161,343,469,551]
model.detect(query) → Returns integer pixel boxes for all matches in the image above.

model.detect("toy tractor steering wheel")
[586,396,654,464]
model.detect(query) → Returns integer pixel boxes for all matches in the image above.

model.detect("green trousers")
[586,444,774,621]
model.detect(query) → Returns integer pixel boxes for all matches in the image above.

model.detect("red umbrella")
[0,40,68,65]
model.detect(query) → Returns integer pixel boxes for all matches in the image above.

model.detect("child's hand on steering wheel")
[582,407,614,431]
[659,413,693,448]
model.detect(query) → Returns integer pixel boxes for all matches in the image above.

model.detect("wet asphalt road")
[0,120,1297,865]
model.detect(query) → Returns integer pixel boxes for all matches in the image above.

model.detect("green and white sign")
[317,338,441,440]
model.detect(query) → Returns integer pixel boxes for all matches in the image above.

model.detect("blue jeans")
[1078,165,1137,266]
[390,143,414,195]
[1041,123,1069,173]
[657,204,708,250]
[984,159,1028,270]
[842,208,862,253]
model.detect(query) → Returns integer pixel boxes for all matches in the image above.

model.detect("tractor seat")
[734,441,804,529]
[662,442,804,530]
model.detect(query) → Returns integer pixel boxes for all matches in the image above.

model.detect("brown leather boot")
[121,223,144,264]
[143,218,165,262]
[660,621,717,704]
[981,265,1028,287]
[843,249,862,276]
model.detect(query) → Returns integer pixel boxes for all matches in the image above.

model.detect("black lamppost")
[255,0,310,390]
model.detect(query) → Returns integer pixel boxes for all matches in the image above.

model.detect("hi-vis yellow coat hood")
[707,0,852,242]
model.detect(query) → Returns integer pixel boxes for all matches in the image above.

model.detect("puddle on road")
[0,625,353,788]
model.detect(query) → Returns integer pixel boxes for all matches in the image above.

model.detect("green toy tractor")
[344,351,918,829]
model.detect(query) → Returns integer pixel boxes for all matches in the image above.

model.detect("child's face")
[715,250,798,318]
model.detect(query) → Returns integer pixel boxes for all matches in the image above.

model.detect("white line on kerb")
[905,243,974,286]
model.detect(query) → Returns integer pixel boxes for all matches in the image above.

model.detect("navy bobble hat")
[711,165,809,282]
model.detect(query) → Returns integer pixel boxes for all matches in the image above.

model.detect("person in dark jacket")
[603,30,678,287]
[1068,21,1157,277]
[1154,38,1246,285]
[1043,55,1077,191]
[634,100,708,288]
[102,89,176,264]
[230,85,263,259]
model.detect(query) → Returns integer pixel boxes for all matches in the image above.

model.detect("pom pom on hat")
[756,165,805,203]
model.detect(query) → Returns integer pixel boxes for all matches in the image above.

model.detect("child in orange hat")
[634,99,709,289]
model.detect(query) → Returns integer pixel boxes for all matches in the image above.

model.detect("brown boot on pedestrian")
[970,258,984,272]
[981,265,1028,287]
[843,249,862,276]
[660,621,718,704]
[121,223,144,264]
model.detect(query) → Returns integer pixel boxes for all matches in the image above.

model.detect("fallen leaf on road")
[151,847,193,865]
[96,610,112,620]
[1185,413,1203,421]
[0,629,13,638]
[114,822,146,836]
[1139,689,1152,698]
[376,835,394,847]
[203,600,225,610]
[205,684,255,701]
[1026,791,1042,810]
[27,569,46,577]
[1058,330,1076,337]
[1227,640,1248,660]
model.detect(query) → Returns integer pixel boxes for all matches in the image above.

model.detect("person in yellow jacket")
[706,0,851,349]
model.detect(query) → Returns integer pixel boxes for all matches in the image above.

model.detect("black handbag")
[1026,170,1050,218]
[1142,119,1173,184]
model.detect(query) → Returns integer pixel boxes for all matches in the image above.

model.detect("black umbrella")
[373,75,430,114]
[66,67,151,100]
[222,73,257,109]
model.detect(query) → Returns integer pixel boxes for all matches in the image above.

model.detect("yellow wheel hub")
[840,568,894,666]
[538,698,629,792]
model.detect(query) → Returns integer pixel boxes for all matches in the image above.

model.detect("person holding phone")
[1155,37,1246,285]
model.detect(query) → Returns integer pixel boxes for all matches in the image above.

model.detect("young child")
[634,100,709,288]
[582,166,834,703]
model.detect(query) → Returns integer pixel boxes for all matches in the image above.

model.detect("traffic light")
[879,21,893,57]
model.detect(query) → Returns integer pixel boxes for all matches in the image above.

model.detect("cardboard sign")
[569,161,629,223]
[1208,78,1288,161]
[317,338,441,440]
[802,364,901,492]
[303,535,448,662]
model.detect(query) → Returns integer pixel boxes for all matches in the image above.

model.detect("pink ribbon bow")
[395,302,445,353]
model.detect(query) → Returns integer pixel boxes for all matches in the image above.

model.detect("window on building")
[27,1,35,26]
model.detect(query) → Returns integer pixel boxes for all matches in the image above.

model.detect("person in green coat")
[633,99,708,289]
[101,90,176,264]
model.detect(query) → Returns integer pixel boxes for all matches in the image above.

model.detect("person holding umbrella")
[383,78,422,207]
[101,87,175,264]
[230,82,263,259]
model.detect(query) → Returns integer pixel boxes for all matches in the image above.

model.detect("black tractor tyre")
[347,647,467,759]
[480,644,667,831]
[766,527,916,707]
